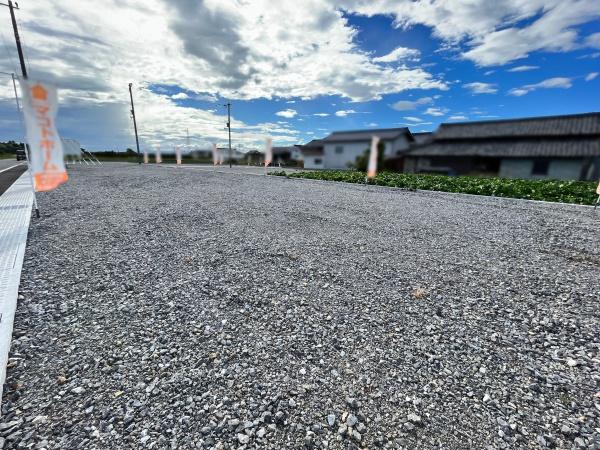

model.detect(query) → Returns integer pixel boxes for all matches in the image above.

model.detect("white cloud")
[313,113,330,117]
[171,92,189,99]
[448,115,468,121]
[586,32,600,48]
[335,109,357,117]
[508,88,530,97]
[390,96,433,111]
[351,0,600,66]
[403,116,422,122]
[508,76,572,96]
[507,65,539,72]
[400,121,432,126]
[275,109,298,118]
[373,46,420,63]
[424,107,447,116]
[463,82,498,94]
[585,72,598,81]
[0,0,450,149]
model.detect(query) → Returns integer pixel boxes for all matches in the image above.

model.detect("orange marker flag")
[367,135,380,180]
[20,80,68,192]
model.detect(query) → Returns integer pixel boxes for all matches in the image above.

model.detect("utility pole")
[2,2,42,218]
[1,1,28,78]
[224,102,232,168]
[128,83,142,164]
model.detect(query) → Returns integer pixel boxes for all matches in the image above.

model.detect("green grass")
[270,170,598,205]
[0,152,16,160]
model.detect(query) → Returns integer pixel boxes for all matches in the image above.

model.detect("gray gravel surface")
[2,163,599,449]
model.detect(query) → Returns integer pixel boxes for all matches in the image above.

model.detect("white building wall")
[499,158,583,180]
[499,159,533,179]
[323,141,393,169]
[303,155,324,169]
[390,135,411,155]
[547,159,582,180]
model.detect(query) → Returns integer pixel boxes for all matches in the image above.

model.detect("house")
[404,113,600,180]
[243,150,263,165]
[302,128,414,170]
[412,132,433,145]
[190,147,246,162]
[301,139,324,169]
[272,146,303,166]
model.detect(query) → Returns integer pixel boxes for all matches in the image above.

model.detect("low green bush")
[270,170,597,205]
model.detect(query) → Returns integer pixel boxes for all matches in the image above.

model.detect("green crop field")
[270,170,598,205]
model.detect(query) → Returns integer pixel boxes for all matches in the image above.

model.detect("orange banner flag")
[21,80,68,192]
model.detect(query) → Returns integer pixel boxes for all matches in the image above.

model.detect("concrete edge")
[0,172,33,406]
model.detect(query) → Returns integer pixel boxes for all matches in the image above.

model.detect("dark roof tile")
[408,138,600,158]
[324,127,410,142]
[435,112,600,139]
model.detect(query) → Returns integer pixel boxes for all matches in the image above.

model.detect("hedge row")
[270,170,598,205]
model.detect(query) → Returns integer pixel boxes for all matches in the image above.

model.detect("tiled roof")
[412,132,433,144]
[407,113,600,158]
[324,127,410,142]
[434,113,600,139]
[408,138,600,158]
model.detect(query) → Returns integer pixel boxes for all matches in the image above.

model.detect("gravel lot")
[2,163,599,449]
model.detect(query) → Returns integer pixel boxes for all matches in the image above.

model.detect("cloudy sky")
[0,0,599,151]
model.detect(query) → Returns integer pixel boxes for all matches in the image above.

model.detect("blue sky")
[0,0,599,151]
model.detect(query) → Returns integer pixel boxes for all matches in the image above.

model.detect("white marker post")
[366,135,380,183]
[143,149,149,164]
[264,137,273,176]
[212,143,218,170]
[155,145,162,164]
[175,146,182,166]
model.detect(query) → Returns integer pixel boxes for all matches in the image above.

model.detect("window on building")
[531,160,549,176]
[335,146,343,154]
[314,158,322,165]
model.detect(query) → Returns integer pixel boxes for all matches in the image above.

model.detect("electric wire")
[0,29,18,76]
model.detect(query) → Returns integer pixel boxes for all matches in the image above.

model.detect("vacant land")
[2,163,599,449]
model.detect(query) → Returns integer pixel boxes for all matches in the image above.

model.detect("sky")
[0,0,599,152]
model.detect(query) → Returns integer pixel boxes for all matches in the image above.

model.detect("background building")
[302,128,414,170]
[404,113,600,180]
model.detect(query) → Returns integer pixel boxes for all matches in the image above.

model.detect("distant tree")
[125,148,136,156]
[352,140,385,172]
[0,140,24,154]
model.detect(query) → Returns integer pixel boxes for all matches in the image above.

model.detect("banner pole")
[10,73,40,218]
